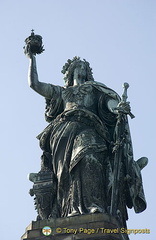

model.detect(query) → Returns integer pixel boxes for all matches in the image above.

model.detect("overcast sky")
[0,1,155,240]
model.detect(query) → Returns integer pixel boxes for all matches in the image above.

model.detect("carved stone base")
[21,213,129,240]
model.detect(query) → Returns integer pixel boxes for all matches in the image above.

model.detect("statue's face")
[73,61,87,80]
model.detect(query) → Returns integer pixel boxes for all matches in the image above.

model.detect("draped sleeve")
[44,85,64,122]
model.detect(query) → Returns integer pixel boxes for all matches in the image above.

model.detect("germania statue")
[24,31,147,230]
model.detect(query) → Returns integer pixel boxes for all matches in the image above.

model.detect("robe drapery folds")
[37,81,146,218]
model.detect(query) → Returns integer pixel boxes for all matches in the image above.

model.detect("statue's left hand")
[115,101,131,115]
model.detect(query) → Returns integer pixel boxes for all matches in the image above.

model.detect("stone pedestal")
[21,213,129,240]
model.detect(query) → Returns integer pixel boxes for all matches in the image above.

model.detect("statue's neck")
[73,77,85,86]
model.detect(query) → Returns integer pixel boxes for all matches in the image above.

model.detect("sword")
[110,82,134,216]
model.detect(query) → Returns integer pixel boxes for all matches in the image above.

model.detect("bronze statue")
[24,32,147,229]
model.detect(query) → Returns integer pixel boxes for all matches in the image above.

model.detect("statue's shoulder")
[86,81,120,101]
[45,84,64,99]
[85,80,107,88]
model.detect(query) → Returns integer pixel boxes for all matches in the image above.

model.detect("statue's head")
[61,56,94,87]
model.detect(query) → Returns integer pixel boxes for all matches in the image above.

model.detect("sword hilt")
[122,82,135,119]
[122,82,129,103]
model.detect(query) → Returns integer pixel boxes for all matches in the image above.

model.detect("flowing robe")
[37,81,146,225]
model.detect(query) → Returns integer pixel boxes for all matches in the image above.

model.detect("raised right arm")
[28,54,54,99]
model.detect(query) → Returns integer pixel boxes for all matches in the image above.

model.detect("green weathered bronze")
[24,32,147,231]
